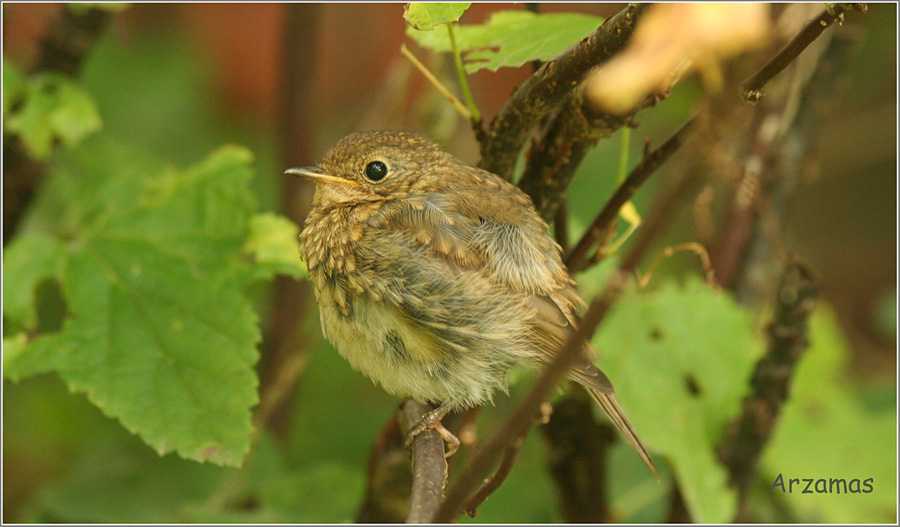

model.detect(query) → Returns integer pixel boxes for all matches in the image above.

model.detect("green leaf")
[105,145,256,270]
[6,140,263,466]
[49,77,104,148]
[404,3,471,30]
[3,58,26,115]
[5,77,56,159]
[52,237,260,466]
[407,10,604,73]
[26,444,231,523]
[2,333,30,371]
[240,212,306,282]
[4,74,102,160]
[760,306,896,523]
[3,234,68,331]
[595,277,763,522]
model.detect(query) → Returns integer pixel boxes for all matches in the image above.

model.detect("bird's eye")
[364,160,388,182]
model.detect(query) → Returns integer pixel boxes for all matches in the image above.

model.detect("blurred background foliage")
[2,3,896,523]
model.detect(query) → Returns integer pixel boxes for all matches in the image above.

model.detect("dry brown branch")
[479,4,648,180]
[739,3,867,103]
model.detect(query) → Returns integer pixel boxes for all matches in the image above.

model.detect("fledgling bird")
[289,130,655,476]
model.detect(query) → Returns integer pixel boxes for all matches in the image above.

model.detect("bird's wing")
[366,191,604,382]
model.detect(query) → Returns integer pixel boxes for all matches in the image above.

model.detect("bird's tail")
[587,387,658,480]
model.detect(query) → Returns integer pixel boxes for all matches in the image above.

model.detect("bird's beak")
[284,166,359,187]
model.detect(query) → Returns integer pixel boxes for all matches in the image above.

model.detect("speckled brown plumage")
[291,130,654,474]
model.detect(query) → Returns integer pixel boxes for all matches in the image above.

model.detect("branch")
[400,400,449,523]
[717,260,817,518]
[565,110,701,275]
[553,198,570,254]
[517,85,656,221]
[713,5,863,295]
[479,4,648,180]
[36,5,113,76]
[739,3,867,103]
[463,436,524,517]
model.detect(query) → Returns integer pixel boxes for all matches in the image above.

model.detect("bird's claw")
[405,406,460,457]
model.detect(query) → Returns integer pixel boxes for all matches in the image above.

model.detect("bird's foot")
[405,404,460,457]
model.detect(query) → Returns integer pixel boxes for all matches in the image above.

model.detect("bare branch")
[718,260,817,518]
[257,3,324,437]
[739,3,867,103]
[553,198,570,254]
[565,111,701,275]
[463,436,524,517]
[479,4,648,180]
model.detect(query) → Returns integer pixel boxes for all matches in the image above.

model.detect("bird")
[288,130,655,476]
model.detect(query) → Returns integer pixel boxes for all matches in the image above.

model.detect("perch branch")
[479,3,648,180]
[739,3,867,103]
[565,111,700,275]
[400,400,449,523]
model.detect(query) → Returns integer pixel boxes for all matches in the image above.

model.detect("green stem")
[617,126,631,183]
[447,22,481,124]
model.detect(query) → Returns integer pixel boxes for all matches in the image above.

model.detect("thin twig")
[739,3,867,103]
[565,111,701,275]
[251,342,310,440]
[480,4,648,180]
[637,242,717,290]
[400,400,448,523]
[463,436,524,517]
[433,272,629,522]
[401,43,472,121]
